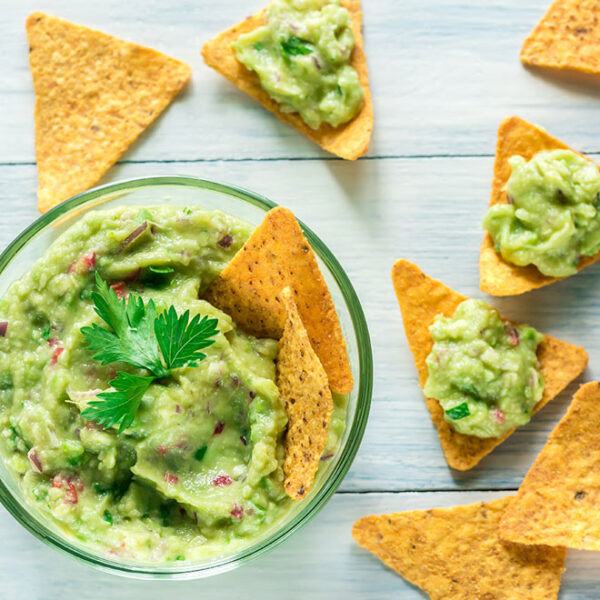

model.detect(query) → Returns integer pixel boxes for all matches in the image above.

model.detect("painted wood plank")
[1,156,598,493]
[0,491,594,599]
[4,0,600,161]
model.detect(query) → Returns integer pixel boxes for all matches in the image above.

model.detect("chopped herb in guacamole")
[424,299,544,438]
[483,149,600,277]
[232,0,364,129]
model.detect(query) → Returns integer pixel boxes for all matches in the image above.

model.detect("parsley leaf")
[81,372,154,433]
[41,324,51,340]
[281,36,312,56]
[81,272,168,377]
[155,307,219,371]
[80,275,219,433]
[445,403,471,421]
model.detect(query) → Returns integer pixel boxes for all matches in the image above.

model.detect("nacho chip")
[204,206,353,395]
[479,116,600,296]
[201,0,373,160]
[277,287,333,500]
[352,497,566,600]
[521,0,600,75]
[26,12,191,212]
[392,259,588,470]
[501,381,600,550]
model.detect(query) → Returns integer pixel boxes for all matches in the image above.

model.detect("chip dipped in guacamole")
[483,149,600,278]
[0,205,348,563]
[424,299,544,438]
[232,0,364,130]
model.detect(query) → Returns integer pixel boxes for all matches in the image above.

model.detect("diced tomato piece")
[213,421,225,436]
[492,408,505,424]
[64,481,78,504]
[52,474,81,504]
[157,445,167,456]
[230,504,243,520]
[68,251,96,274]
[48,337,59,347]
[80,251,96,272]
[212,475,233,487]
[51,347,64,364]
[164,472,178,485]
[110,281,127,299]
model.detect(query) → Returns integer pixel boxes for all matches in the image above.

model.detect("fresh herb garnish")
[80,273,219,433]
[253,41,264,51]
[41,324,51,340]
[103,509,113,525]
[445,402,471,421]
[194,445,208,462]
[148,266,174,275]
[281,36,312,56]
[452,379,482,402]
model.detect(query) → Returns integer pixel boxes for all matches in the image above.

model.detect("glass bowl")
[0,176,372,579]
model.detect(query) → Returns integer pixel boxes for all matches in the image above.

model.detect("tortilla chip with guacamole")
[277,287,333,500]
[204,206,353,395]
[392,258,588,470]
[201,0,373,160]
[479,116,600,296]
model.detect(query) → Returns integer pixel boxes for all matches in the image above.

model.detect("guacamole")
[483,149,600,277]
[424,299,544,438]
[232,0,363,129]
[0,206,346,563]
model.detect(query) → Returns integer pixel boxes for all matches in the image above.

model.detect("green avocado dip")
[0,206,346,563]
[424,299,544,438]
[483,149,600,277]
[232,0,364,129]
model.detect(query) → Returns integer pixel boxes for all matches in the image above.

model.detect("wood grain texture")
[5,0,600,162]
[1,0,600,598]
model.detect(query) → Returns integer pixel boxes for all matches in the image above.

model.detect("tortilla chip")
[501,381,600,550]
[204,206,353,395]
[277,287,333,500]
[391,259,588,470]
[352,497,566,600]
[479,116,600,296]
[521,0,600,75]
[26,12,191,212]
[201,0,373,160]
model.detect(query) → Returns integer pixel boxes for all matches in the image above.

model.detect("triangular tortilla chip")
[352,497,566,600]
[479,116,600,296]
[201,0,372,160]
[521,0,600,75]
[501,381,600,550]
[204,207,353,395]
[278,287,333,500]
[26,12,191,212]
[392,259,588,470]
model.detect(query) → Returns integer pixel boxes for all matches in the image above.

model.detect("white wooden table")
[1,1,599,597]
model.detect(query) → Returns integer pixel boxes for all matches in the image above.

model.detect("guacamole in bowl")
[0,177,372,578]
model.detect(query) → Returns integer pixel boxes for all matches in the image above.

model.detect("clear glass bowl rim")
[0,175,373,579]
